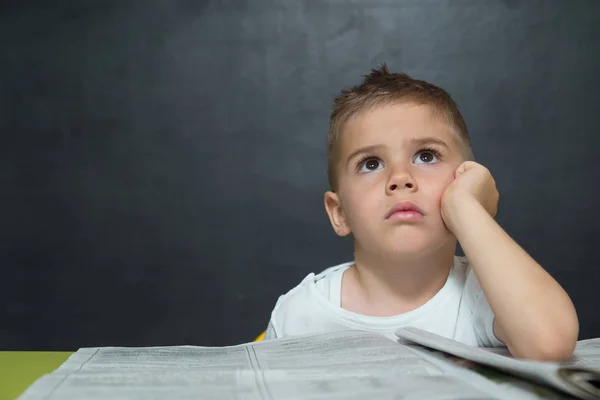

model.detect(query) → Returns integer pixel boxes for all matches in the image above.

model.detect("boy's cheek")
[426,179,452,204]
[437,174,457,197]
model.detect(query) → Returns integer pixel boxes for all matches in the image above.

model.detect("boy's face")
[325,102,466,258]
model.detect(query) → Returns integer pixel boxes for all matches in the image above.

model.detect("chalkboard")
[1,0,599,350]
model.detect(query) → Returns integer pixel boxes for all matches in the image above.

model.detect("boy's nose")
[388,182,414,191]
[386,169,417,194]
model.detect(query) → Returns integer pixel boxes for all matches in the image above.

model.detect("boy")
[264,65,579,361]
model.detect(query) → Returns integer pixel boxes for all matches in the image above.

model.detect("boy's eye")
[414,150,440,164]
[358,157,383,173]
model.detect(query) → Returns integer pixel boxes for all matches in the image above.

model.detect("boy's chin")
[382,234,453,258]
[354,228,455,258]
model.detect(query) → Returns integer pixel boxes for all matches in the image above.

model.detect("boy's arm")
[442,162,579,361]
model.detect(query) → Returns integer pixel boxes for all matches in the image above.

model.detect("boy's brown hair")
[327,64,474,191]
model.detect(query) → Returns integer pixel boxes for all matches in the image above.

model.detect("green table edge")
[0,352,73,400]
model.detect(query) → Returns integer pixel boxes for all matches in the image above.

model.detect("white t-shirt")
[264,255,504,347]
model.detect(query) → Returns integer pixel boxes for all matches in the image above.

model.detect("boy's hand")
[441,161,499,233]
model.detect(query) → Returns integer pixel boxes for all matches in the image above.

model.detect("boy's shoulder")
[266,261,354,334]
[274,260,354,303]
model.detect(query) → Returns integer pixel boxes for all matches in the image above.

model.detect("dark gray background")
[1,0,598,350]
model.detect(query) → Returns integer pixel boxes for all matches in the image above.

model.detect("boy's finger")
[455,161,479,178]
[455,161,469,177]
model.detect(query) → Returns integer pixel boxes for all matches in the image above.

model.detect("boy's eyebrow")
[411,137,451,149]
[345,137,450,167]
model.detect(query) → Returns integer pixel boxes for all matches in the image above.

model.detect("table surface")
[0,351,73,400]
[0,334,264,399]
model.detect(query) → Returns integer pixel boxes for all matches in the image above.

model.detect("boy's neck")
[342,241,457,317]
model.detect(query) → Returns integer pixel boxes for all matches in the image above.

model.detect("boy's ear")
[324,191,351,236]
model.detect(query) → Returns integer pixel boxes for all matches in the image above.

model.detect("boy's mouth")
[385,201,425,221]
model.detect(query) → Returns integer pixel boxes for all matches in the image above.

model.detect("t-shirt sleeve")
[464,267,505,348]
[263,294,285,340]
[264,319,278,340]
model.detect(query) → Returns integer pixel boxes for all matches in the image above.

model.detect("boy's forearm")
[446,198,579,361]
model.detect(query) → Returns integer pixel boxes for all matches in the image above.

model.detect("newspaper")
[480,338,600,370]
[18,329,542,400]
[413,344,582,399]
[564,339,600,369]
[396,327,600,400]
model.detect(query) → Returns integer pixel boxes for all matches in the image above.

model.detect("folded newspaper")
[17,328,600,400]
[396,327,600,400]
